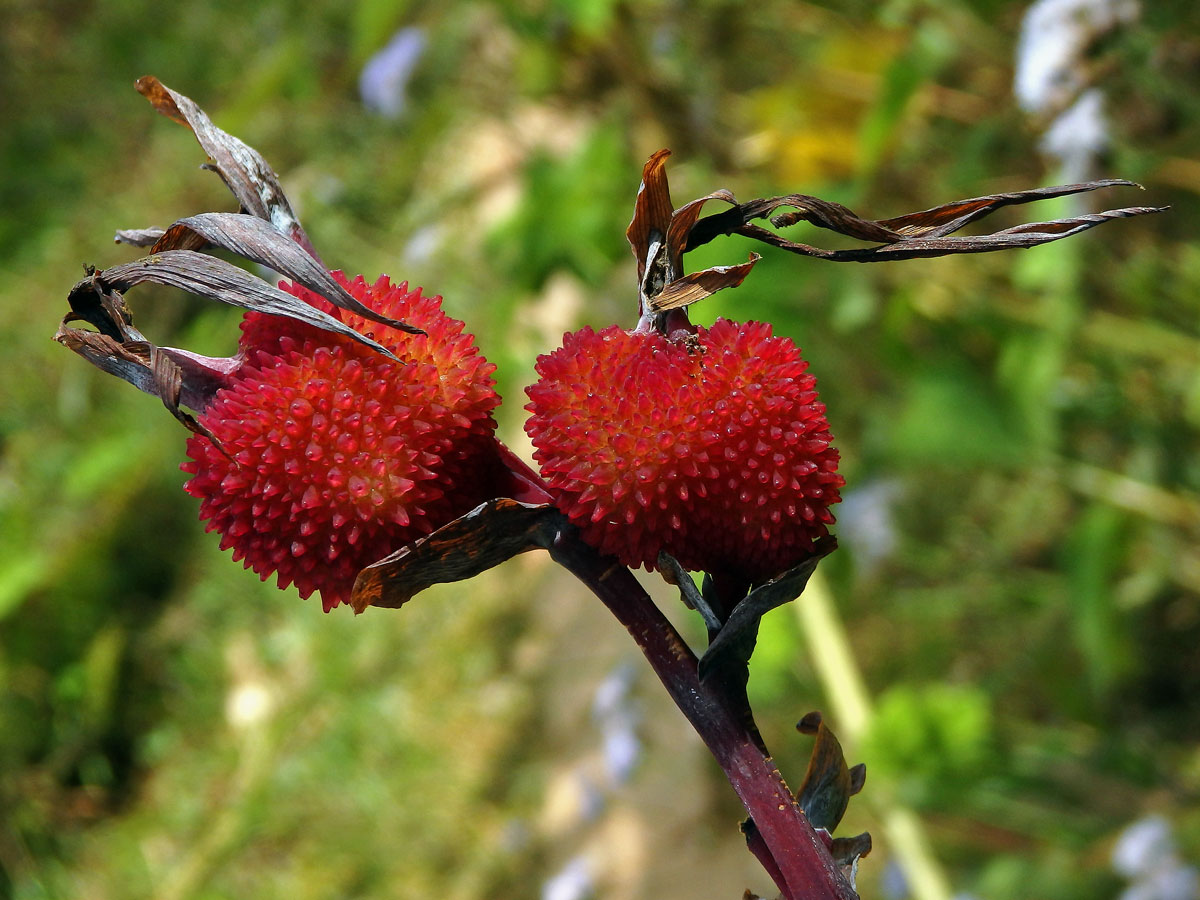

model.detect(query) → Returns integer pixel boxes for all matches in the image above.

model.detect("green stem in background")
[794,570,954,900]
[545,527,858,900]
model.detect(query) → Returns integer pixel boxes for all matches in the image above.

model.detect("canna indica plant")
[57,78,1163,900]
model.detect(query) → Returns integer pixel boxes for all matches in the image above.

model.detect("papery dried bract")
[134,75,316,257]
[683,177,1166,263]
[626,150,760,315]
[795,711,865,833]
[151,213,422,334]
[350,500,563,613]
[626,149,1163,320]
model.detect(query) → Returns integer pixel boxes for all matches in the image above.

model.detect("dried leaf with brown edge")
[152,213,423,334]
[87,251,399,360]
[350,499,561,613]
[650,253,761,311]
[684,179,1167,263]
[625,150,755,315]
[52,325,212,438]
[795,711,866,833]
[56,274,242,436]
[626,148,676,294]
[114,227,166,247]
[697,538,836,684]
[57,247,405,439]
[875,179,1141,237]
[134,76,318,259]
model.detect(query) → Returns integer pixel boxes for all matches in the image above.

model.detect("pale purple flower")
[592,663,641,786]
[837,480,901,575]
[1113,815,1200,900]
[542,854,594,900]
[359,27,427,119]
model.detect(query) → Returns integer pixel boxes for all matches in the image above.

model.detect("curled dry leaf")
[625,149,1164,317]
[152,213,423,334]
[652,254,761,311]
[626,150,761,316]
[683,177,1167,263]
[795,712,866,835]
[88,251,398,359]
[627,148,676,293]
[111,78,423,336]
[628,147,1161,316]
[55,276,237,437]
[350,499,562,613]
[134,75,317,258]
[55,249,403,437]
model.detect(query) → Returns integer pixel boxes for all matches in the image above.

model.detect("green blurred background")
[2,1,1198,898]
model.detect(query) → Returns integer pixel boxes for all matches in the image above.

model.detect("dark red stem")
[546,528,857,900]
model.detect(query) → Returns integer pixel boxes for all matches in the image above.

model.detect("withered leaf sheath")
[625,150,1165,320]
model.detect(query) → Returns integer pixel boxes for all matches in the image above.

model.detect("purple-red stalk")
[546,527,857,900]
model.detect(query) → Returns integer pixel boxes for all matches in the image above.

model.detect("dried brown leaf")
[53,324,225,437]
[685,179,1166,263]
[875,179,1144,237]
[627,151,757,313]
[94,250,399,360]
[795,712,860,833]
[666,189,738,258]
[626,148,675,290]
[114,227,166,247]
[57,273,243,431]
[351,499,561,613]
[762,195,903,243]
[650,253,761,312]
[152,213,423,334]
[134,75,318,258]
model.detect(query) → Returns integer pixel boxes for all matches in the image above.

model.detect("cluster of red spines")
[182,273,501,611]
[525,319,843,582]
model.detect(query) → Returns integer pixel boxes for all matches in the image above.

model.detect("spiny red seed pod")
[524,319,844,583]
[182,272,502,612]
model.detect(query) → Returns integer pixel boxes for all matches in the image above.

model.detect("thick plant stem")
[547,528,858,900]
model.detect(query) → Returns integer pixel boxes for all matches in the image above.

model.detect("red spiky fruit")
[524,319,844,583]
[182,273,501,611]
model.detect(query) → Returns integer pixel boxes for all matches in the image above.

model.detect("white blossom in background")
[539,664,641,899]
[542,854,594,900]
[1112,815,1200,900]
[224,680,274,729]
[591,662,641,787]
[1041,87,1110,182]
[359,27,427,119]
[401,223,444,266]
[837,480,901,577]
[1014,0,1139,182]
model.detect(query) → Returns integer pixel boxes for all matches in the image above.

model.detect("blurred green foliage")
[2,1,1199,898]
